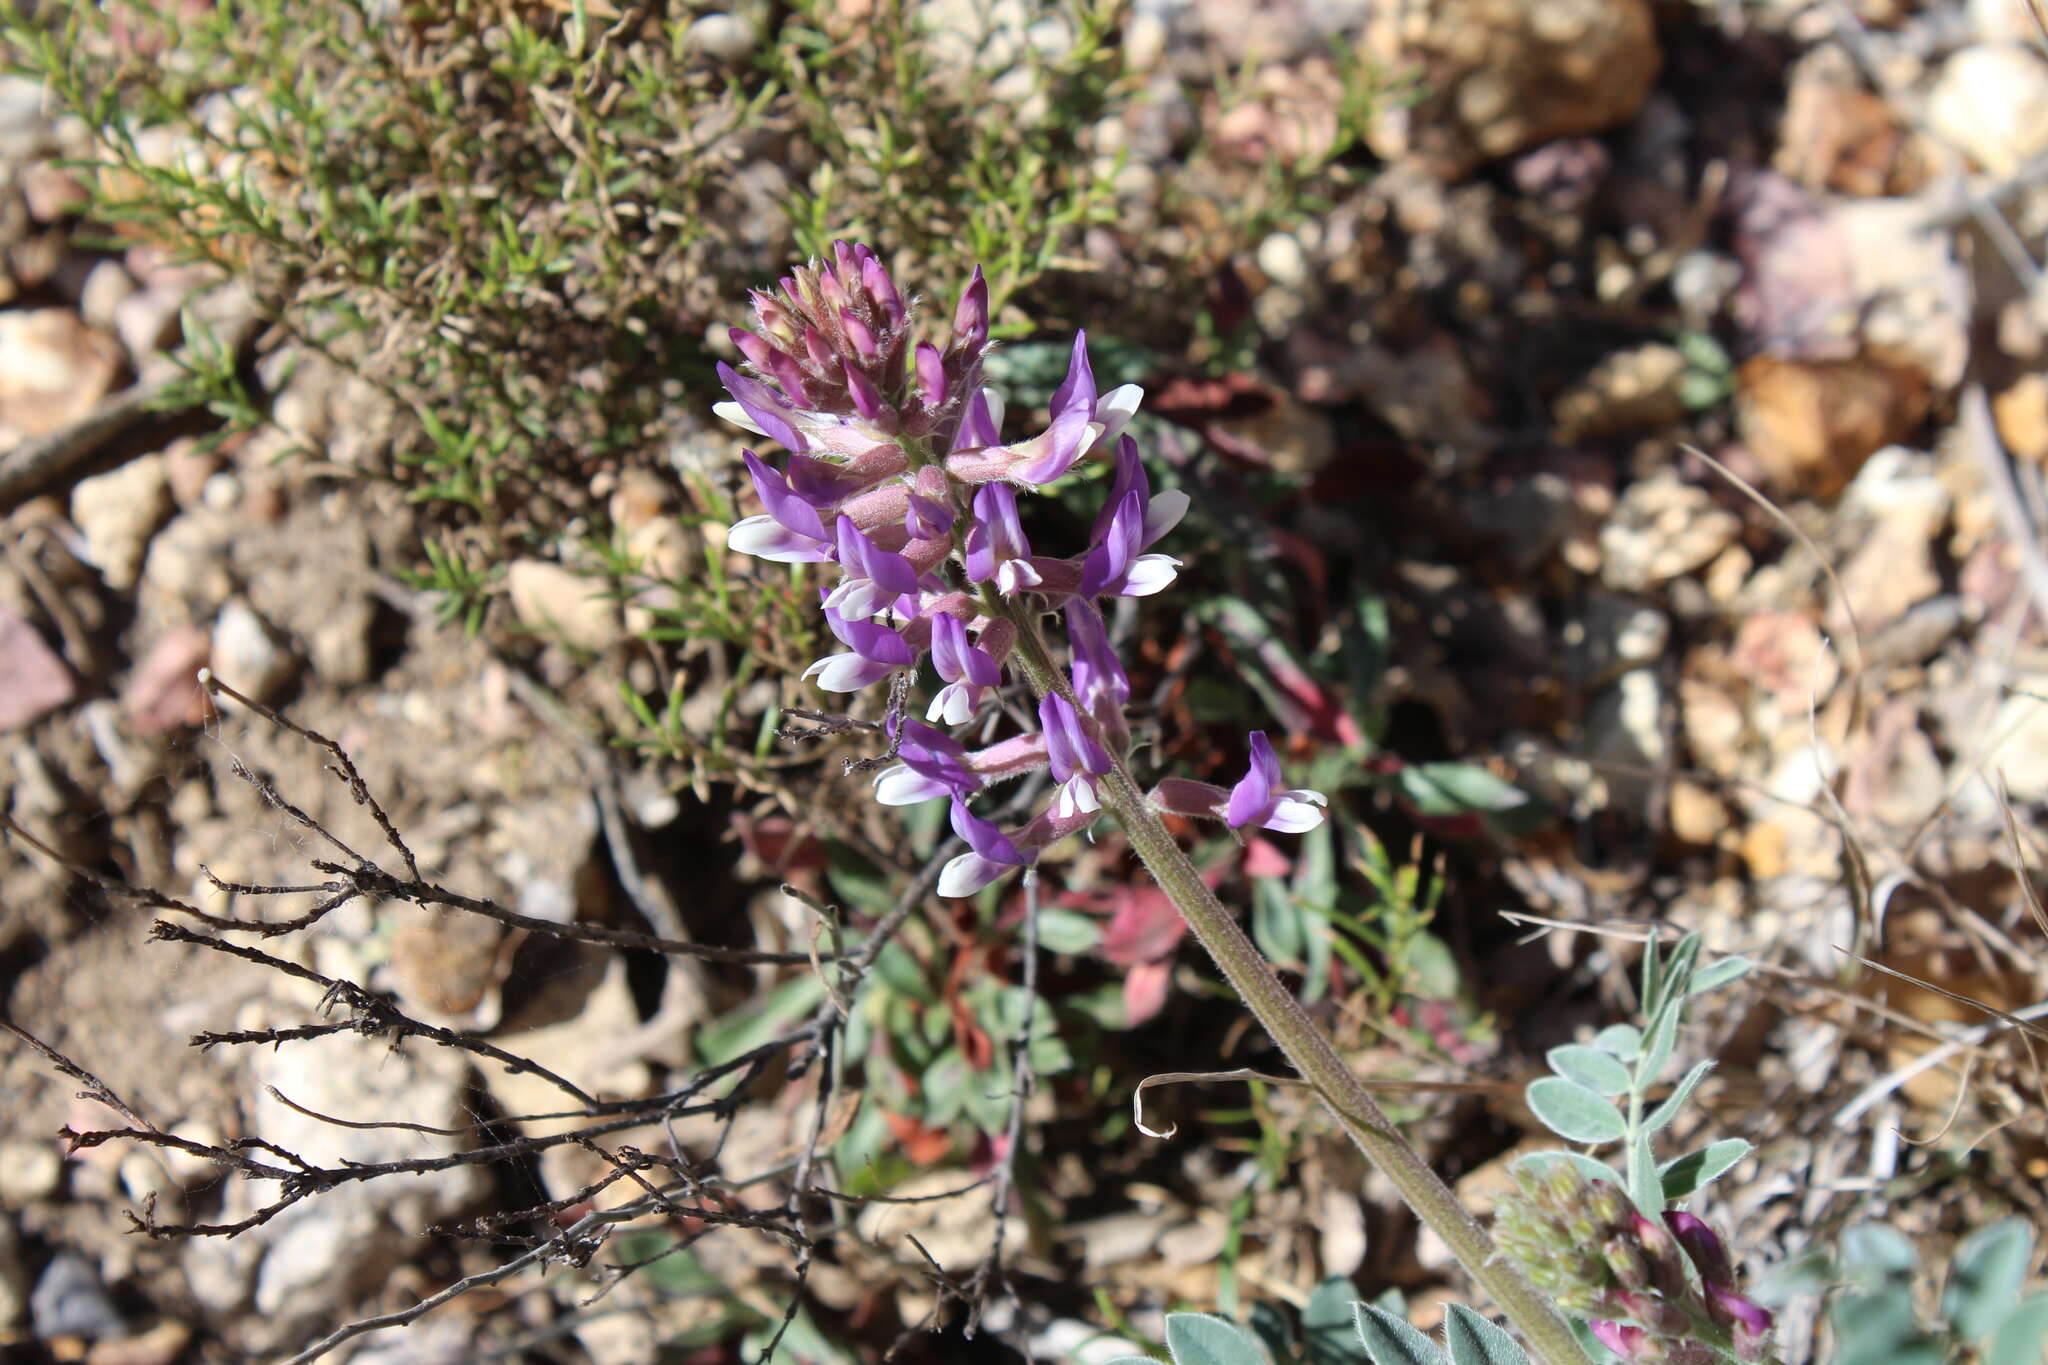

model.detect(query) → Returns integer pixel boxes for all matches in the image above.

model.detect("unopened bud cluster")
[1494,1164,1774,1364]
[718,244,1327,898]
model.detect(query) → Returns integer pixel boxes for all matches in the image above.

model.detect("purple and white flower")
[1040,692,1112,819]
[1226,732,1328,834]
[938,798,1033,899]
[964,483,1043,596]
[802,603,915,693]
[927,612,1002,725]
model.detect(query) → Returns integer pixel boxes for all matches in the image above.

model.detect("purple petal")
[948,798,1025,866]
[719,364,806,452]
[802,325,833,369]
[840,309,878,364]
[930,612,969,682]
[1049,330,1096,419]
[955,388,1003,450]
[1226,732,1281,829]
[951,266,988,352]
[743,450,827,543]
[1066,600,1129,711]
[862,255,905,325]
[915,342,946,407]
[1080,490,1144,597]
[906,492,955,539]
[842,360,885,421]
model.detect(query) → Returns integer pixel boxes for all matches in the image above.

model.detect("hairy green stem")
[996,598,1596,1365]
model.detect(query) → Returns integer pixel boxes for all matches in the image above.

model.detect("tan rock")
[1735,354,1930,498]
[1667,780,1729,846]
[1552,343,1687,444]
[0,308,123,436]
[1598,472,1740,591]
[1927,44,2048,177]
[1372,0,1659,176]
[71,454,171,591]
[1995,373,2048,464]
[507,558,623,652]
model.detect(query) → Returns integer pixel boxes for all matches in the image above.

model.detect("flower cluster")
[718,243,1326,898]
[1494,1163,1775,1363]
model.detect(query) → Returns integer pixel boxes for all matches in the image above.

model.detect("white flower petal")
[1093,384,1144,447]
[1119,554,1180,597]
[996,559,1044,595]
[937,851,1004,899]
[803,652,890,692]
[713,400,768,436]
[1143,489,1190,545]
[874,766,949,805]
[729,515,828,563]
[1263,797,1327,834]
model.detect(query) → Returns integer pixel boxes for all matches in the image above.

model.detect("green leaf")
[1526,1077,1626,1144]
[1686,955,1753,997]
[1442,1305,1532,1365]
[1302,1277,1357,1365]
[1627,1129,1661,1216]
[1252,875,1306,964]
[1833,1292,1943,1365]
[1353,1303,1448,1365]
[1164,1312,1271,1365]
[1403,931,1462,999]
[1642,1060,1714,1133]
[1546,1045,1632,1096]
[1634,998,1682,1093]
[1948,1218,2036,1342]
[1989,1292,2048,1365]
[1658,1138,1750,1199]
[1397,762,1530,817]
[1839,1224,1918,1290]
[1037,908,1102,955]
[1592,1024,1643,1061]
[694,974,827,1065]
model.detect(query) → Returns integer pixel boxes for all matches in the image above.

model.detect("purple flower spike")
[729,450,833,563]
[826,516,920,618]
[1226,732,1328,834]
[915,342,947,408]
[927,613,1002,725]
[1039,692,1112,819]
[874,720,980,806]
[1079,489,1181,598]
[804,604,915,693]
[938,797,1031,898]
[1066,599,1128,716]
[965,483,1043,596]
[802,324,834,370]
[715,363,807,453]
[951,266,988,354]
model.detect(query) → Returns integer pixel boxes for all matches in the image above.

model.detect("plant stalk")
[998,599,1596,1365]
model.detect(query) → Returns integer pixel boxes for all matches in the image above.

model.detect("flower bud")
[1663,1211,1732,1288]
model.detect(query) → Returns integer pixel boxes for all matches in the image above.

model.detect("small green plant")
[1758,1218,2048,1365]
[1104,1301,1539,1365]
